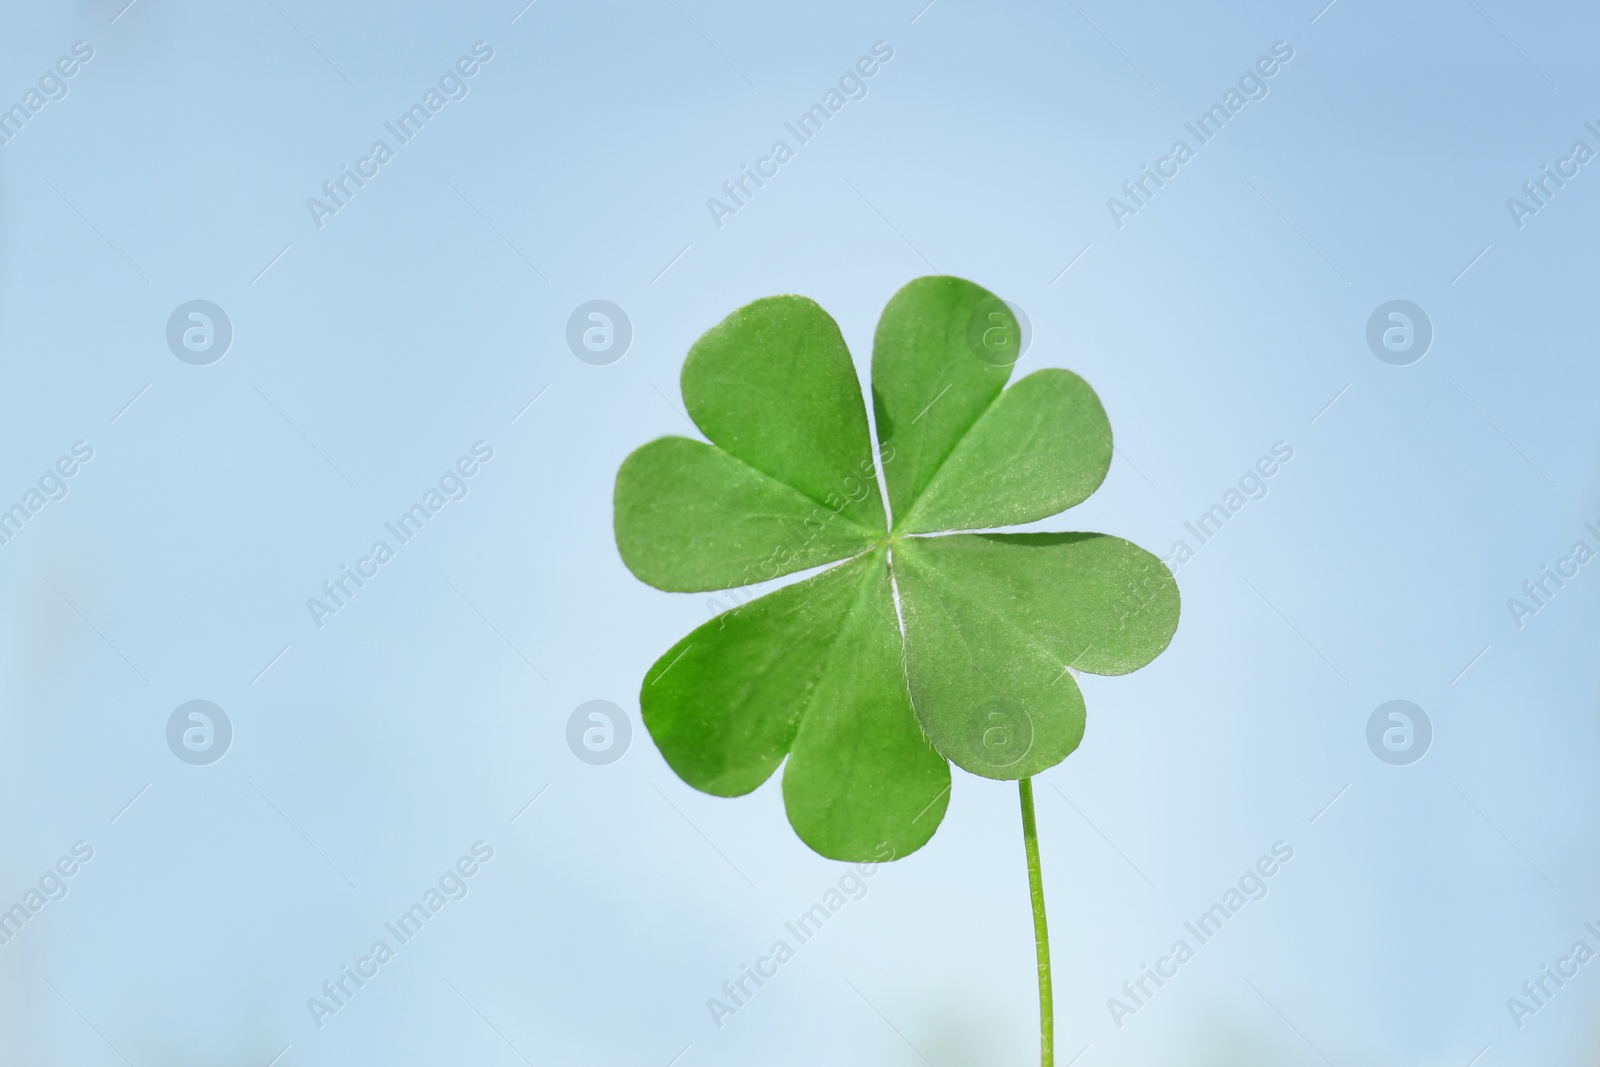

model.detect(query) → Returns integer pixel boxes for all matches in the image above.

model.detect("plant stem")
[1019,777,1052,1067]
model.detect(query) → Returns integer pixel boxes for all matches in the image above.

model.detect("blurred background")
[0,0,1596,1063]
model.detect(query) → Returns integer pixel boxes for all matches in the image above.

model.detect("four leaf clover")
[614,276,1180,863]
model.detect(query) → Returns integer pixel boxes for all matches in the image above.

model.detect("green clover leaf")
[614,277,1179,863]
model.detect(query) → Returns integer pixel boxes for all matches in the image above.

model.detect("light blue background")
[0,0,1596,1063]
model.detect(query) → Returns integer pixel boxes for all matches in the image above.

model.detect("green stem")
[1019,777,1053,1067]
